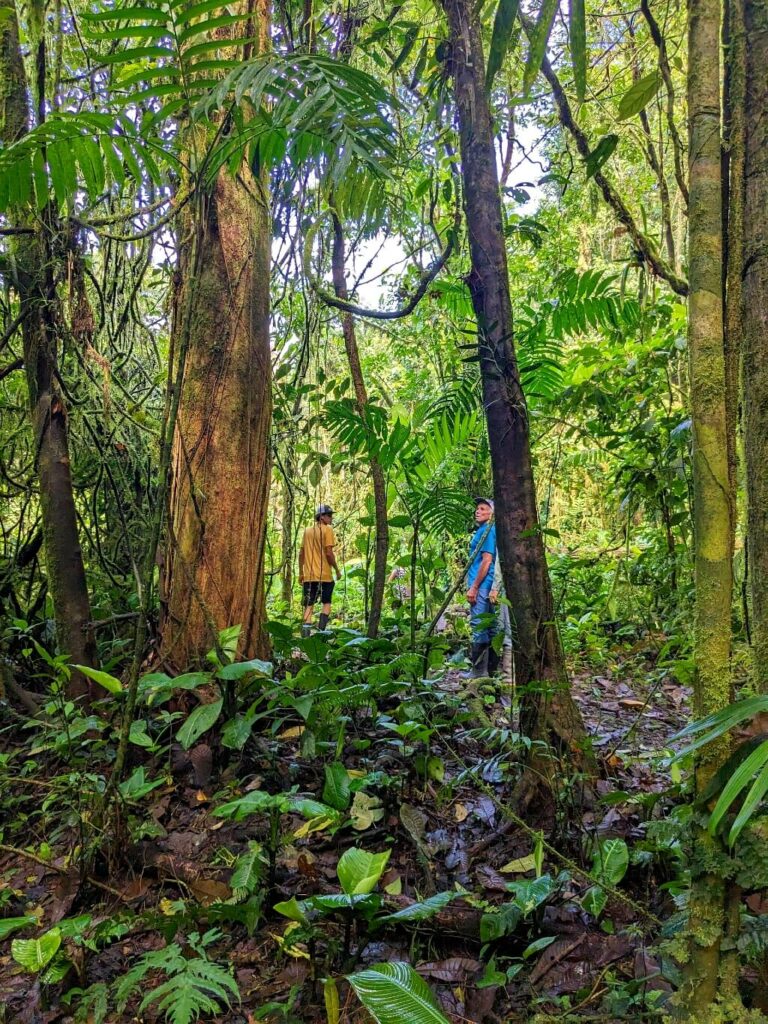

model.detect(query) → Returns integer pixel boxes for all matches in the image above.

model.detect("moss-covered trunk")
[0,0,97,699]
[680,0,736,1009]
[743,0,768,693]
[160,2,272,667]
[440,0,590,770]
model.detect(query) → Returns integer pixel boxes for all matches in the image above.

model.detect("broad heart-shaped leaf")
[214,790,289,821]
[221,714,254,750]
[522,0,559,96]
[216,658,272,681]
[337,848,390,896]
[71,664,122,694]
[177,699,223,750]
[346,962,450,1024]
[0,916,37,940]
[582,885,607,918]
[381,891,456,922]
[617,71,661,121]
[486,0,521,92]
[591,838,629,886]
[323,763,351,811]
[12,929,61,972]
[569,0,587,104]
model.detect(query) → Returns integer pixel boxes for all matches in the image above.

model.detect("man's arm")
[325,545,342,579]
[467,551,493,602]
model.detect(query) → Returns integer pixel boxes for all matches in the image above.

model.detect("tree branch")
[304,198,462,320]
[538,51,689,296]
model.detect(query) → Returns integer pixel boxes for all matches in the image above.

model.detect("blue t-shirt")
[467,523,496,595]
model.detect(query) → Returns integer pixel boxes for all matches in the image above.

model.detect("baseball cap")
[316,504,334,517]
[474,496,495,510]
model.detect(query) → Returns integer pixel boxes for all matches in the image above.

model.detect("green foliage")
[486,0,521,92]
[337,847,390,895]
[522,0,560,95]
[346,962,450,1024]
[617,72,662,121]
[115,930,239,1024]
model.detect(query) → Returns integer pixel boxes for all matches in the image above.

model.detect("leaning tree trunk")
[743,0,768,694]
[0,0,97,700]
[160,4,272,667]
[440,0,589,764]
[678,0,737,1011]
[331,212,388,638]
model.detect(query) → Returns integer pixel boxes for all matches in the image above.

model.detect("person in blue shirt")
[466,496,499,677]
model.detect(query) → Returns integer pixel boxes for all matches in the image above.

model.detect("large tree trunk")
[160,3,272,667]
[0,1,97,700]
[331,212,388,638]
[679,0,736,1010]
[743,0,768,693]
[440,0,589,763]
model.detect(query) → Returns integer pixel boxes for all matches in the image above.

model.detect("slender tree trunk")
[679,0,736,1010]
[331,212,388,638]
[743,0,768,693]
[440,0,589,766]
[160,1,272,666]
[0,1,97,700]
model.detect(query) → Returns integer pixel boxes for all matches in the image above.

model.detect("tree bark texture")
[161,0,272,667]
[743,0,768,693]
[680,0,735,1009]
[0,1,97,699]
[331,212,388,638]
[440,0,589,761]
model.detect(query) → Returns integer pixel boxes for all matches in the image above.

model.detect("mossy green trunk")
[0,0,97,699]
[681,0,735,1010]
[160,0,272,666]
[743,0,768,693]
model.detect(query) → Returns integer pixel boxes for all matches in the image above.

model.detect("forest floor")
[0,636,690,1024]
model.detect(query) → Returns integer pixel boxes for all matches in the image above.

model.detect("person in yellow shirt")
[298,504,342,635]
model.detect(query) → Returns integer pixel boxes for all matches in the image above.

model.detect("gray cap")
[315,504,334,518]
[474,496,495,510]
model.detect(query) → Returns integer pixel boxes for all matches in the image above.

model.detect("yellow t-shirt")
[301,523,336,582]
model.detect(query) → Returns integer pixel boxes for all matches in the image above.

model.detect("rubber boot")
[487,645,501,676]
[471,642,489,678]
[318,612,330,631]
[502,646,513,682]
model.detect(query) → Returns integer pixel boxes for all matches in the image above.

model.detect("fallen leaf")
[278,725,305,740]
[419,957,482,983]
[619,699,645,708]
[453,803,469,823]
[187,877,230,905]
[500,853,536,874]
[350,791,384,831]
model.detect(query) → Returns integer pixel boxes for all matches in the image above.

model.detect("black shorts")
[302,581,335,607]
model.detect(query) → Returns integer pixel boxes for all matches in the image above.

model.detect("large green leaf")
[381,891,456,922]
[322,763,351,811]
[71,664,122,695]
[591,838,628,886]
[12,929,61,972]
[486,0,520,92]
[337,848,390,896]
[0,916,38,941]
[709,739,768,838]
[177,699,223,750]
[522,0,559,96]
[346,962,449,1024]
[569,0,587,104]
[617,71,661,121]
